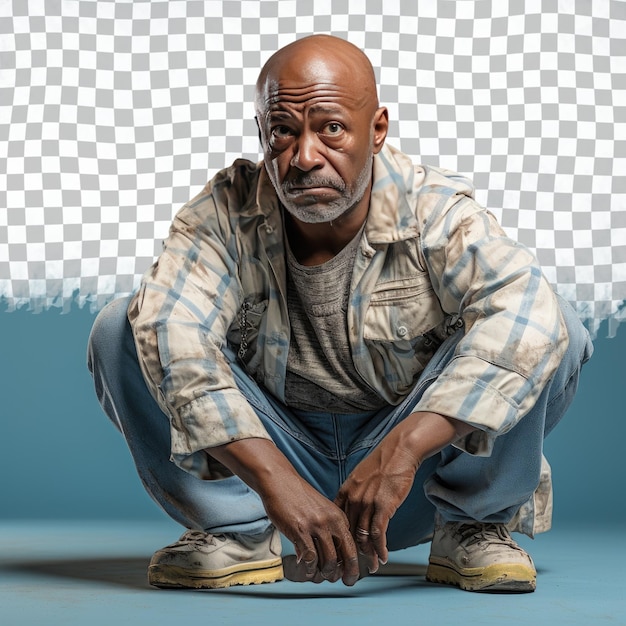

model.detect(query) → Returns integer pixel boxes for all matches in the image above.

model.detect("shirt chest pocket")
[363,273,445,342]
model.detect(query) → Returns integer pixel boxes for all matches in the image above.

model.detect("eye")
[271,125,293,139]
[321,122,344,137]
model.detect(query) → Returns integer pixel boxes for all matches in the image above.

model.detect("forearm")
[208,412,473,491]
[208,438,302,500]
[384,410,476,466]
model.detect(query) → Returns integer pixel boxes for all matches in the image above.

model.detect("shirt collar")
[365,143,420,244]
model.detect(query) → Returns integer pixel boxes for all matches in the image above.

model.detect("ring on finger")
[356,527,370,536]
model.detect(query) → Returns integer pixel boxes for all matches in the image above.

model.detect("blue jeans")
[87,295,592,550]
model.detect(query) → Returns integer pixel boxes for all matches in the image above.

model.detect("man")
[88,35,592,593]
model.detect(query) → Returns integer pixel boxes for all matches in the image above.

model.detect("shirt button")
[397,325,408,337]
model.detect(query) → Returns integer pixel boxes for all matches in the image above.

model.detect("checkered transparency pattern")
[0,0,624,336]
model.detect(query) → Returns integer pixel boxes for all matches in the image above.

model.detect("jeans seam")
[253,402,343,460]
[332,414,348,484]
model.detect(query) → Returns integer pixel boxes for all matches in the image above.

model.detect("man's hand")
[208,438,360,586]
[262,472,360,585]
[335,441,418,573]
[335,411,475,573]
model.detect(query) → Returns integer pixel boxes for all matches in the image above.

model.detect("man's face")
[256,57,385,224]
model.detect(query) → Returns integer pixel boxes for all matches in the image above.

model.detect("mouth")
[281,186,343,207]
[284,186,342,201]
[288,185,336,193]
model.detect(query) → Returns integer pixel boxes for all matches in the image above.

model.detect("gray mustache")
[282,176,346,192]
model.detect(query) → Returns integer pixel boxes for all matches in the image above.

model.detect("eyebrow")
[307,104,345,116]
[268,104,346,120]
[268,111,293,121]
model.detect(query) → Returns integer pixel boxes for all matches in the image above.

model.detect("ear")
[255,116,264,149]
[371,107,389,154]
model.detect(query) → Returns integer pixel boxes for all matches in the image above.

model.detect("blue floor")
[2,307,625,624]
[0,520,623,625]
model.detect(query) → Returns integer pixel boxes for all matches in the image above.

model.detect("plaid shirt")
[128,144,568,487]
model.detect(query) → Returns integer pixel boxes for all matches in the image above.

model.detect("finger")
[334,488,359,532]
[354,520,379,574]
[313,535,342,583]
[331,524,359,586]
[295,541,318,580]
[354,526,372,547]
[334,490,373,584]
[370,510,390,566]
[337,544,359,586]
[340,494,363,538]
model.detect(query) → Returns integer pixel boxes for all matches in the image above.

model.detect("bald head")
[255,35,379,117]
[254,35,389,228]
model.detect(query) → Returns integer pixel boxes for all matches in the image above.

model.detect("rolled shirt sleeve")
[412,173,569,455]
[128,163,272,478]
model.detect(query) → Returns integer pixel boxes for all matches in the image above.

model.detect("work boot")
[148,526,283,589]
[426,521,536,592]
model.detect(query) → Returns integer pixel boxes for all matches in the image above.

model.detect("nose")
[290,131,324,171]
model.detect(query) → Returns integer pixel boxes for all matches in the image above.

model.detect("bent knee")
[87,296,133,370]
[557,295,593,368]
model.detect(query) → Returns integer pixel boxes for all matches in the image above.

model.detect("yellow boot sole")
[426,560,536,593]
[149,558,284,589]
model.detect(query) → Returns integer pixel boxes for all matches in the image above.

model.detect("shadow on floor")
[2,556,432,598]
[3,557,152,590]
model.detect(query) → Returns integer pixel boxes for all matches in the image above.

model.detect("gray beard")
[278,156,372,224]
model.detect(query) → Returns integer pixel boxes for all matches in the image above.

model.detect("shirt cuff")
[168,392,272,479]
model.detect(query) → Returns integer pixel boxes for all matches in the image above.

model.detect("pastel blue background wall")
[1,306,624,526]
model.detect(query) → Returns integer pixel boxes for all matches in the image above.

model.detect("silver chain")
[238,301,251,360]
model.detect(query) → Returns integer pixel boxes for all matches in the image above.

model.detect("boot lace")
[175,530,218,549]
[455,522,517,548]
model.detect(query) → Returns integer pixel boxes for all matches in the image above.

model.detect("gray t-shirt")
[284,229,385,413]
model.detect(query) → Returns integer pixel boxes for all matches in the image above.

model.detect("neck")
[284,194,370,266]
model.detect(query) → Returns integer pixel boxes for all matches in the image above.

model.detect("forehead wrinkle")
[264,83,370,113]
